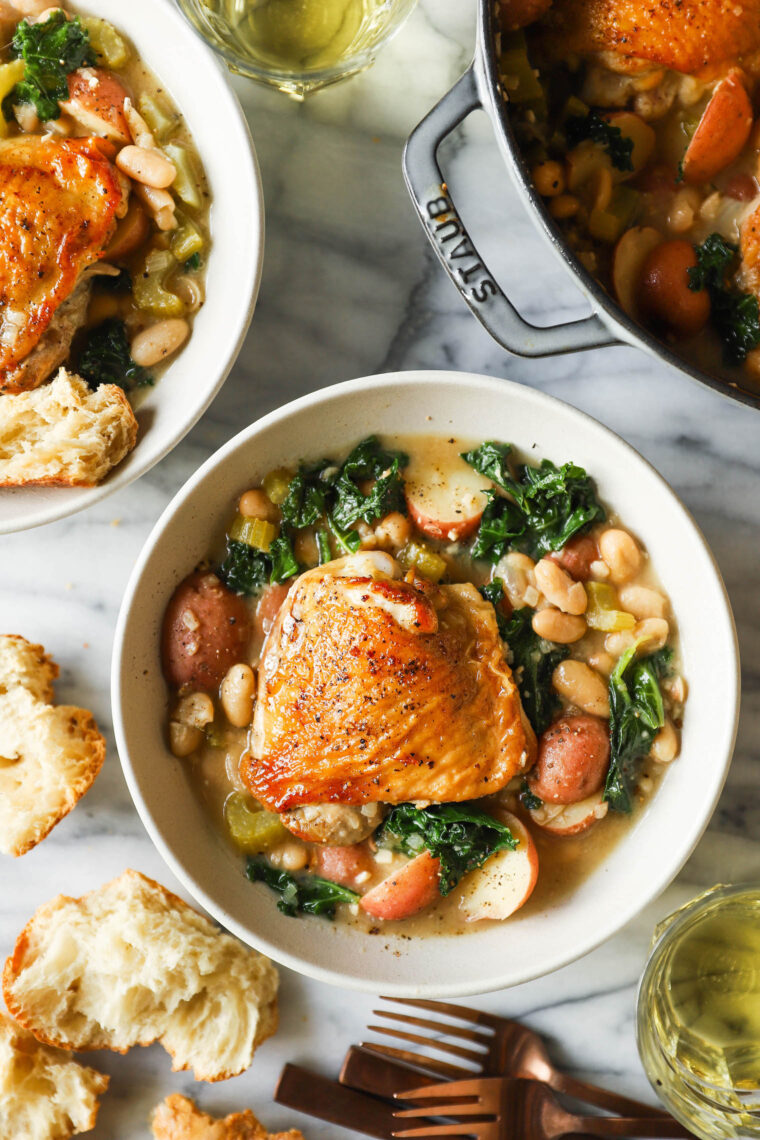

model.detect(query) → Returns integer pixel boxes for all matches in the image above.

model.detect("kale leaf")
[463,442,605,562]
[565,110,634,172]
[330,436,408,529]
[268,534,299,583]
[479,579,510,638]
[77,319,152,392]
[604,644,665,814]
[280,462,329,529]
[184,252,202,272]
[519,779,543,811]
[689,233,760,364]
[246,859,358,919]
[11,12,93,121]
[502,607,569,735]
[218,530,299,594]
[378,803,516,896]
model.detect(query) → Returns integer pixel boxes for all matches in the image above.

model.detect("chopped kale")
[463,442,605,562]
[565,110,634,172]
[329,435,408,529]
[689,233,760,364]
[519,779,543,811]
[378,803,517,896]
[316,528,331,564]
[326,512,361,554]
[184,252,202,272]
[246,859,358,919]
[502,607,569,735]
[604,645,666,813]
[479,578,510,638]
[280,462,330,529]
[77,319,152,392]
[11,12,93,121]
[268,533,299,584]
[218,530,299,594]
[95,268,132,294]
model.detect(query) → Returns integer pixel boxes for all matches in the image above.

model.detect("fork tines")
[366,997,493,1079]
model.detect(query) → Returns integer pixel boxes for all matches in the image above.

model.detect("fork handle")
[569,1115,695,1137]
[550,1073,671,1120]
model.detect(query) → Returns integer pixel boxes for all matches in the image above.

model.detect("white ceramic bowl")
[0,0,263,535]
[112,370,740,996]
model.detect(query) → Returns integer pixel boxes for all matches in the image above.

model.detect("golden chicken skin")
[0,135,124,393]
[243,552,536,813]
[523,0,760,77]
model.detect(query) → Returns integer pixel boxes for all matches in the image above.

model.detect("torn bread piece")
[0,1010,108,1140]
[0,368,138,487]
[3,870,279,1082]
[0,635,105,857]
[152,1094,305,1140]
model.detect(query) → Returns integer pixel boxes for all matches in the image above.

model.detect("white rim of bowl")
[112,370,741,994]
[0,2,264,536]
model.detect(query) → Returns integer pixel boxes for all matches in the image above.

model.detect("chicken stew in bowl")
[498,0,760,389]
[0,1,208,483]
[160,435,686,932]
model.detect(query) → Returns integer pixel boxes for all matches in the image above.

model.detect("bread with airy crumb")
[0,368,138,486]
[0,634,106,857]
[0,1010,108,1140]
[152,1094,305,1140]
[3,869,279,1081]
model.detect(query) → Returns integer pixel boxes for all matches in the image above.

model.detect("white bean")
[495,552,538,609]
[124,98,156,149]
[220,663,256,728]
[134,182,177,230]
[173,274,204,312]
[534,558,587,615]
[270,841,308,872]
[175,691,214,729]
[374,511,413,551]
[239,488,278,521]
[131,319,189,368]
[650,719,679,763]
[116,144,176,189]
[553,660,610,717]
[169,720,202,758]
[598,529,642,584]
[589,650,615,676]
[531,608,586,644]
[605,617,669,657]
[618,585,668,620]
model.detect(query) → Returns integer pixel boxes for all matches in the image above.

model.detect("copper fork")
[365,998,667,1120]
[393,1077,695,1139]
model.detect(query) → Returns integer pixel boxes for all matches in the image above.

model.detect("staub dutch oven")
[403,0,760,411]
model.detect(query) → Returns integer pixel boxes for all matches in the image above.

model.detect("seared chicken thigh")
[244,552,535,812]
[0,136,124,393]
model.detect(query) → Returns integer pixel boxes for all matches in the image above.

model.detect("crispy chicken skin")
[0,136,124,393]
[244,552,536,812]
[511,0,760,76]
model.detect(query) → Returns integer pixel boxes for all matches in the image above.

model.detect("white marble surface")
[2,1,760,1136]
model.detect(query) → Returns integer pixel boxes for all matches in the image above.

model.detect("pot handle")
[403,65,619,357]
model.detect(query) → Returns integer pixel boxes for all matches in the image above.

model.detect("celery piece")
[0,60,26,138]
[81,16,128,68]
[609,185,641,228]
[133,249,185,318]
[397,541,447,583]
[562,95,590,122]
[225,794,289,853]
[164,142,202,210]
[585,581,636,631]
[137,92,177,141]
[170,217,204,263]
[499,31,544,105]
[229,513,277,552]
[263,468,294,506]
[589,206,625,244]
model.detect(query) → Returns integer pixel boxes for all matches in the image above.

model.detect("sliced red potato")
[104,198,150,263]
[404,461,491,542]
[528,789,608,836]
[315,844,374,888]
[638,240,711,337]
[457,811,538,923]
[682,71,753,185]
[61,67,131,143]
[359,851,441,921]
[604,112,656,180]
[553,535,598,581]
[530,715,610,805]
[612,226,663,319]
[254,582,291,640]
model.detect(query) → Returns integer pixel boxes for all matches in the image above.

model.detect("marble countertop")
[2,1,760,1136]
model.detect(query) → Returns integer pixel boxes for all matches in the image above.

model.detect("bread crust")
[0,634,105,856]
[3,869,279,1081]
[152,1094,305,1140]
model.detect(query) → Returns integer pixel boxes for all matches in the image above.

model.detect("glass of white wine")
[176,0,418,98]
[637,885,760,1139]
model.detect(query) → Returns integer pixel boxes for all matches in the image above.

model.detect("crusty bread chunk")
[152,1094,305,1140]
[3,870,279,1082]
[0,634,105,857]
[0,1010,108,1140]
[0,368,138,486]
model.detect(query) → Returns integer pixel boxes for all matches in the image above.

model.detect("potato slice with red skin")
[530,715,610,804]
[528,789,608,836]
[161,571,251,693]
[404,463,490,542]
[612,227,663,320]
[359,851,441,921]
[315,844,374,888]
[253,582,291,641]
[61,68,131,143]
[683,71,753,185]
[553,535,598,581]
[457,811,538,923]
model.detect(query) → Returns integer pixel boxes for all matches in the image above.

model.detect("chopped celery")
[229,513,277,551]
[133,249,185,318]
[81,16,128,68]
[137,92,178,141]
[0,60,26,138]
[263,468,294,505]
[164,142,203,210]
[225,793,289,853]
[499,31,544,105]
[205,720,227,748]
[397,542,446,583]
[609,185,640,227]
[585,581,635,631]
[562,95,590,122]
[589,206,624,243]
[170,215,204,263]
